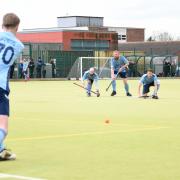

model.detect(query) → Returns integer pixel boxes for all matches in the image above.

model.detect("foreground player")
[110,50,132,96]
[138,69,160,99]
[0,13,24,160]
[82,67,100,97]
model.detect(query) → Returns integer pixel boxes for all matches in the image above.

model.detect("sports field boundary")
[0,173,46,180]
[10,77,180,82]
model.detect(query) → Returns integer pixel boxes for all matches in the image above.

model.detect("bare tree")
[147,31,174,41]
[176,36,180,41]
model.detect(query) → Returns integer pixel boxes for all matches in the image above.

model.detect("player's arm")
[111,68,116,80]
[153,75,158,94]
[138,76,144,97]
[110,59,116,80]
[119,57,129,72]
[119,62,129,71]
[138,82,143,97]
[81,72,87,87]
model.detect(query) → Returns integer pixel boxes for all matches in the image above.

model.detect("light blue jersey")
[111,56,129,72]
[82,70,99,81]
[0,32,24,94]
[140,74,158,85]
[23,61,29,71]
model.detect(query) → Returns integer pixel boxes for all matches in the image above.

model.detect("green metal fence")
[13,46,179,79]
[48,51,94,78]
[125,55,178,77]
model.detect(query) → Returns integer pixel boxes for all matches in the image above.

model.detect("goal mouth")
[67,57,112,80]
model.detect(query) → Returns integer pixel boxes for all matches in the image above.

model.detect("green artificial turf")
[0,79,180,180]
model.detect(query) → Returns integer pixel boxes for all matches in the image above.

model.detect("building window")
[118,34,126,40]
[71,40,109,50]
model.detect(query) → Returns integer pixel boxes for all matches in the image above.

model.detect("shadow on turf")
[81,95,165,100]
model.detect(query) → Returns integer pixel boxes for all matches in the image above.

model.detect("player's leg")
[152,80,160,99]
[111,71,117,96]
[94,80,100,97]
[120,72,132,96]
[23,71,27,80]
[86,79,93,97]
[26,69,30,80]
[0,116,7,152]
[0,92,16,160]
[142,83,152,97]
[111,80,117,96]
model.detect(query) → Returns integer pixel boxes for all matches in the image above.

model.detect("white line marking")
[0,173,46,180]
[0,174,7,178]
[7,127,169,142]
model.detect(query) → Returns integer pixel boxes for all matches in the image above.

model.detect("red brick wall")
[126,29,144,42]
[63,31,118,50]
[17,32,63,43]
[17,31,118,50]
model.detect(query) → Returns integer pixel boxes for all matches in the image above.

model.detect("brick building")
[17,29,118,51]
[17,16,145,51]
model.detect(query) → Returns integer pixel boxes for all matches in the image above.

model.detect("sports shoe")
[87,92,91,97]
[96,90,100,97]
[152,95,159,99]
[111,91,116,96]
[0,149,16,161]
[141,95,149,99]
[126,92,132,96]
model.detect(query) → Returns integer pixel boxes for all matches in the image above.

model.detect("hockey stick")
[105,72,120,92]
[73,82,98,95]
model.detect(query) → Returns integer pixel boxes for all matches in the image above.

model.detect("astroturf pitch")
[1,79,180,180]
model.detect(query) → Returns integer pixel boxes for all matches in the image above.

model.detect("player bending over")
[138,69,160,99]
[82,67,100,97]
[110,50,132,96]
[0,13,24,160]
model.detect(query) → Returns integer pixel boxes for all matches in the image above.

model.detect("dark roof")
[57,16,104,19]
[118,41,180,56]
[105,26,145,30]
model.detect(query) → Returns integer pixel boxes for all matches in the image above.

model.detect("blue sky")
[1,0,180,39]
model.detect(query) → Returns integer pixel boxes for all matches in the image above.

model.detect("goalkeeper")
[82,67,100,97]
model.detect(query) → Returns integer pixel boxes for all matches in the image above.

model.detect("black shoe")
[111,91,116,96]
[141,95,149,99]
[96,90,100,97]
[87,92,91,97]
[126,92,132,96]
[152,95,159,99]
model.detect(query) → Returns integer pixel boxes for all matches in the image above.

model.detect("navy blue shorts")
[0,90,9,116]
[114,71,127,79]
[143,82,154,94]
[87,79,94,84]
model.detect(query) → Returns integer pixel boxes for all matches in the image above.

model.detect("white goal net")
[68,57,112,79]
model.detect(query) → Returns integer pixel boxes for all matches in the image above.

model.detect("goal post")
[68,57,112,79]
